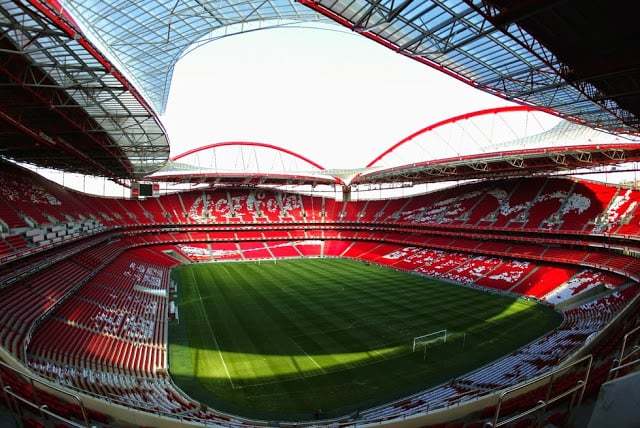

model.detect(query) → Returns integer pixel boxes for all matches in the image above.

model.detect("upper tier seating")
[1,159,639,235]
[386,177,629,233]
[3,160,640,268]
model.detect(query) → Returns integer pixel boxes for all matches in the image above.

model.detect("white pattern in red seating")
[544,269,626,304]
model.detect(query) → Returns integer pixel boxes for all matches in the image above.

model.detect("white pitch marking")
[191,270,236,389]
[290,337,325,373]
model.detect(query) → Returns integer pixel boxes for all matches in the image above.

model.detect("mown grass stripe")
[168,258,562,420]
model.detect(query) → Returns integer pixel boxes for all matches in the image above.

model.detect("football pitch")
[168,258,562,420]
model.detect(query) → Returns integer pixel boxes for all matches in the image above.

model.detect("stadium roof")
[61,0,640,135]
[144,108,640,186]
[355,106,640,184]
[301,0,640,135]
[3,1,638,181]
[149,141,342,186]
[354,143,640,184]
[0,1,169,178]
[149,140,640,187]
[58,0,325,113]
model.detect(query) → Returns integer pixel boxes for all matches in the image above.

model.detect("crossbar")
[412,329,447,352]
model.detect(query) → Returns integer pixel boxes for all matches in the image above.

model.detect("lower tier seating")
[359,285,638,423]
[372,244,604,299]
[0,240,125,356]
[0,240,630,427]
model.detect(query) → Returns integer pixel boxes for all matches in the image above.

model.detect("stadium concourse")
[1,0,640,428]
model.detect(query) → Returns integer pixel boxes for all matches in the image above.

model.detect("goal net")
[412,329,447,352]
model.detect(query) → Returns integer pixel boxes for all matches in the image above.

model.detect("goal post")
[412,329,447,352]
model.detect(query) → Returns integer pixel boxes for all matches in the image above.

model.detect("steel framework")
[297,0,640,135]
[366,106,543,168]
[56,0,640,135]
[0,0,169,177]
[151,141,341,186]
[144,109,640,186]
[353,143,640,184]
[355,105,640,184]
[57,0,326,113]
[8,0,636,180]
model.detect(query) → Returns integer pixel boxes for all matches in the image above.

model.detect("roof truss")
[0,1,169,177]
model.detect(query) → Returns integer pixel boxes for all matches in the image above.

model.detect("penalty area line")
[290,337,325,374]
[191,270,236,389]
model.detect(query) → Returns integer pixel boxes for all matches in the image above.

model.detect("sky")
[161,24,515,170]
[32,22,638,196]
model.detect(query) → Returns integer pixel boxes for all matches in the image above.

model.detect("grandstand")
[0,1,639,428]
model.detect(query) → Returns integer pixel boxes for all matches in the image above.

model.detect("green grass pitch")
[168,258,562,420]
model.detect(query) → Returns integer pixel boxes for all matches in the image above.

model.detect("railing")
[0,232,114,288]
[0,360,90,427]
[2,218,638,426]
[608,356,640,381]
[22,243,125,361]
[487,354,592,428]
[609,325,640,381]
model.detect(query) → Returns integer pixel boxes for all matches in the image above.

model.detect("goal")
[412,329,447,352]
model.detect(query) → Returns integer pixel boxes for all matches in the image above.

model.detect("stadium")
[0,1,639,427]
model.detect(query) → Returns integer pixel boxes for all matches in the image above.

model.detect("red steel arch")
[366,106,552,168]
[171,141,326,170]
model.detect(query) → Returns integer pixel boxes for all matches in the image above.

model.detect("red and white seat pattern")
[380,178,639,234]
[333,243,626,301]
[0,236,634,426]
[173,241,618,305]
[377,246,575,297]
[1,160,640,426]
[4,161,640,268]
[22,252,254,426]
[28,249,175,376]
[544,269,627,304]
[23,249,210,418]
[564,285,638,327]
[0,240,124,355]
[28,359,247,426]
[1,160,640,235]
[360,284,639,423]
[28,360,194,414]
[176,240,322,262]
[475,259,534,291]
[180,189,306,224]
[509,266,578,298]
